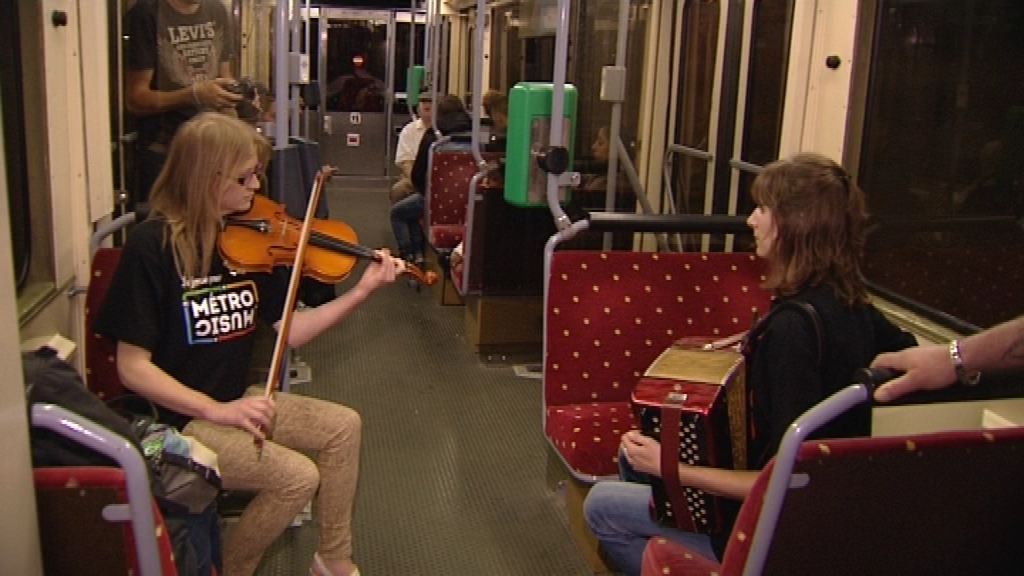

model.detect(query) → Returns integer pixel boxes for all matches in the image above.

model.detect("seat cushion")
[545,401,635,478]
[428,224,465,251]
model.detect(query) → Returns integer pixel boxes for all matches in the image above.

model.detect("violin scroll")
[398,259,438,287]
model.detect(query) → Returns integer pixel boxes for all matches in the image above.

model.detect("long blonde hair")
[148,112,256,281]
[750,152,868,305]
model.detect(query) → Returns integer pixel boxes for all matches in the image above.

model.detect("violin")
[219,193,437,287]
[226,169,436,458]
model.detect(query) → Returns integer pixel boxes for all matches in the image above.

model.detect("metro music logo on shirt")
[182,279,259,344]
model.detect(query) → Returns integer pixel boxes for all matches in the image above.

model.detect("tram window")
[858,0,1024,329]
[324,21,387,113]
[1,1,33,293]
[392,18,425,115]
[569,3,650,200]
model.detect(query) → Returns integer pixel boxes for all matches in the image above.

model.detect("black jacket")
[411,110,473,194]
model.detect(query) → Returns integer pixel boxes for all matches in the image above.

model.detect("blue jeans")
[583,449,717,576]
[389,192,424,260]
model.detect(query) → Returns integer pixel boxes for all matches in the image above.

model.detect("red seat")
[34,466,179,576]
[640,425,1024,575]
[425,147,504,252]
[84,247,128,401]
[544,251,769,480]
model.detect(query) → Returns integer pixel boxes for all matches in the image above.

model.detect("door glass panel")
[735,0,792,217]
[859,0,1024,328]
[672,0,721,216]
[393,19,425,114]
[325,20,387,112]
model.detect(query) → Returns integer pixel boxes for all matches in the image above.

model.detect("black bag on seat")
[22,346,202,576]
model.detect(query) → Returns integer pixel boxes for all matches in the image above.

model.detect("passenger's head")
[747,152,867,305]
[483,90,508,132]
[435,94,466,117]
[416,93,433,127]
[150,113,259,278]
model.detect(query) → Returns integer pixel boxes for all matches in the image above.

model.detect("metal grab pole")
[603,0,630,249]
[273,0,289,148]
[545,0,572,231]
[430,0,441,131]
[409,0,418,117]
[470,0,486,166]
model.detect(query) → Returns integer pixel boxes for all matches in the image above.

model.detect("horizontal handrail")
[586,211,749,235]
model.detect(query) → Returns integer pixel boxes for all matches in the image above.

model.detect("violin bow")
[255,168,330,458]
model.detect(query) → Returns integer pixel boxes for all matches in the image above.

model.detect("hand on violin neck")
[354,248,401,292]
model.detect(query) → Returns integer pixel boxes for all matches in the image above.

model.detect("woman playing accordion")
[583,153,917,575]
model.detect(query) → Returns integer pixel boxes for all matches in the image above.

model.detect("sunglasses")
[233,164,262,186]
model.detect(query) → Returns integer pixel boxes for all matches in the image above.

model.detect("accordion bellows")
[631,340,748,534]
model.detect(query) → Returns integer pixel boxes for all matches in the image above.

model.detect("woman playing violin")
[95,112,397,576]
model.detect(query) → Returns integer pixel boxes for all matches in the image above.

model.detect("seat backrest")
[544,251,769,408]
[34,466,179,576]
[426,143,476,227]
[84,247,128,400]
[721,426,1024,575]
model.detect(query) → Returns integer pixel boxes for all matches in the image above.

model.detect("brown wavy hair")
[751,152,868,305]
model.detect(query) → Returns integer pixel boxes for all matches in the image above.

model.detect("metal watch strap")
[949,339,981,386]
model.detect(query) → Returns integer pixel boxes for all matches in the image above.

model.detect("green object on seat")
[505,82,577,207]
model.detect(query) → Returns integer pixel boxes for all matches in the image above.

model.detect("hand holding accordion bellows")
[620,431,661,476]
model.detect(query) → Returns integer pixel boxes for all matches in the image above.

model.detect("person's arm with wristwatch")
[872,315,1024,402]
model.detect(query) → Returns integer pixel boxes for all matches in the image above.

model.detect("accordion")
[630,335,748,534]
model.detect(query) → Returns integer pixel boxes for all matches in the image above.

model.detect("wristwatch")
[949,340,981,386]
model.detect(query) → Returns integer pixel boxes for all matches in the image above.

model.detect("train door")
[317,9,393,178]
[664,0,816,250]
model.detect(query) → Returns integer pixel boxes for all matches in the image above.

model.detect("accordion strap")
[658,404,689,528]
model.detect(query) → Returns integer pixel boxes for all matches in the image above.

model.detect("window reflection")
[324,21,387,113]
[860,0,1024,329]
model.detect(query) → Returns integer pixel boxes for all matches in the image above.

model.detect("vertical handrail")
[408,0,418,117]
[430,0,442,132]
[273,0,289,148]
[723,0,757,252]
[304,0,311,137]
[32,404,162,576]
[290,0,301,139]
[545,0,573,232]
[603,0,630,249]
[470,0,486,167]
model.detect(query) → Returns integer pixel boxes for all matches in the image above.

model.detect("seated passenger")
[391,93,432,204]
[582,152,917,576]
[95,112,402,576]
[390,95,472,263]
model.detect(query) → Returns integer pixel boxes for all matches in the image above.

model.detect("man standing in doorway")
[125,0,242,203]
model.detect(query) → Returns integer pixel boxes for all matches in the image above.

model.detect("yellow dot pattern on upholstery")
[544,251,770,478]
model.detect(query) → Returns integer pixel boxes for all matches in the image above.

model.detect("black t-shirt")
[126,0,234,147]
[93,218,286,429]
[709,284,916,557]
